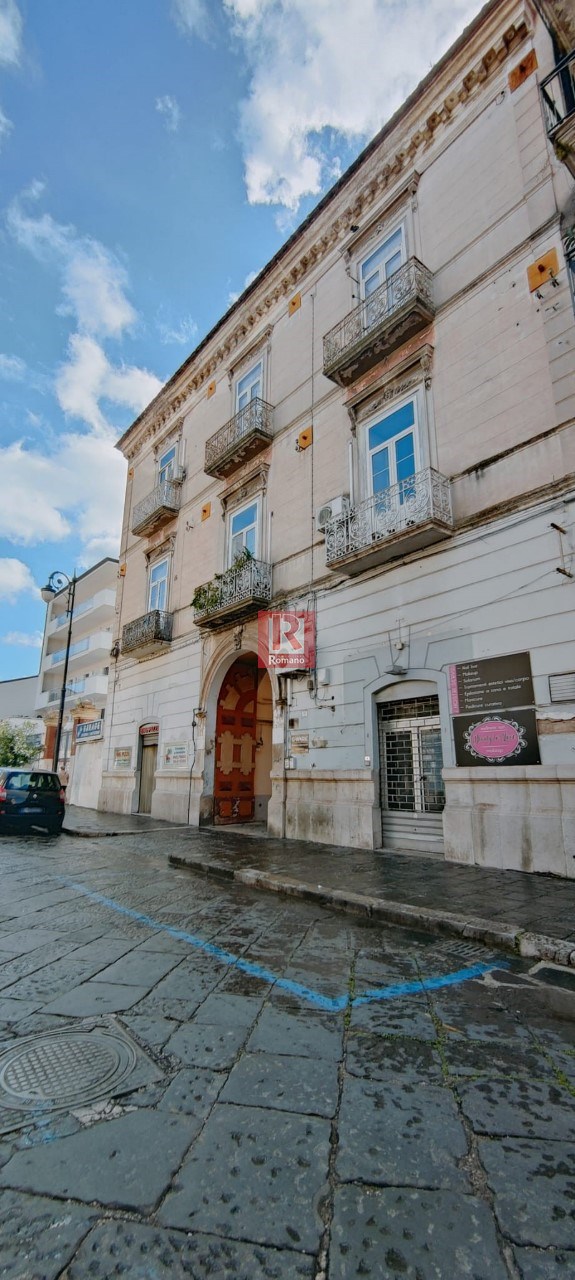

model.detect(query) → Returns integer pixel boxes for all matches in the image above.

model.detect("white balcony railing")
[325,469,452,567]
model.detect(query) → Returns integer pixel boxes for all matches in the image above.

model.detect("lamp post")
[40,571,77,773]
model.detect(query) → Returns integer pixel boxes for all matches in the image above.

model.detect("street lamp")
[40,571,77,773]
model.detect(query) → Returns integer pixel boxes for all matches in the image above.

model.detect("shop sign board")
[453,708,540,766]
[163,742,188,768]
[113,747,132,769]
[448,652,534,715]
[75,719,103,743]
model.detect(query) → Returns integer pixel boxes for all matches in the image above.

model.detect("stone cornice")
[120,8,530,463]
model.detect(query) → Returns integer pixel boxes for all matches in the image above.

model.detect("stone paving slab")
[0,1189,97,1280]
[512,1247,575,1278]
[65,1220,315,1279]
[337,1077,468,1190]
[479,1137,575,1247]
[0,1110,198,1213]
[158,1102,331,1252]
[330,1184,509,1279]
[220,1050,339,1117]
[457,1079,575,1141]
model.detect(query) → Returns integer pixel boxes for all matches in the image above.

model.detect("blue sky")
[0,0,481,679]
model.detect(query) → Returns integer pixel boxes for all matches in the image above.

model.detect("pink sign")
[466,718,523,760]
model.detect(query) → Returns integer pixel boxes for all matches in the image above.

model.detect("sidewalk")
[63,806,575,969]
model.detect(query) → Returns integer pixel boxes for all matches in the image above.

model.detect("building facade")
[100,0,575,876]
[36,558,118,806]
[0,676,45,762]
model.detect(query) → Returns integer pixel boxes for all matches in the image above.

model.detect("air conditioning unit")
[172,464,186,484]
[316,495,350,532]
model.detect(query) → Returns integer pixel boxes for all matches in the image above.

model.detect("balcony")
[204,398,274,479]
[132,479,182,537]
[323,258,435,387]
[47,631,113,673]
[36,674,110,711]
[540,49,575,178]
[324,468,453,574]
[121,609,173,656]
[193,557,272,629]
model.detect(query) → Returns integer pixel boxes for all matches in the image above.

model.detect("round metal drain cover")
[0,1026,138,1112]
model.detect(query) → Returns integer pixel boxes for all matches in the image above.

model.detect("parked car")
[0,769,65,835]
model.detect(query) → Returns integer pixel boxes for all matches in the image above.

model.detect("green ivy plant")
[191,547,255,614]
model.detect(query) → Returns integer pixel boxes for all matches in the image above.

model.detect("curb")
[62,824,190,839]
[169,852,575,969]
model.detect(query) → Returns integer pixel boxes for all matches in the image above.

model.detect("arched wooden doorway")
[214,655,272,824]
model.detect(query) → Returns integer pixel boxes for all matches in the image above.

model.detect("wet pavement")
[65,806,575,967]
[0,828,574,1278]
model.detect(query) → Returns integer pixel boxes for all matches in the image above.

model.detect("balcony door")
[360,227,404,327]
[367,399,418,535]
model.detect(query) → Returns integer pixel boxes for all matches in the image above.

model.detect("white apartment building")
[100,0,575,876]
[36,558,118,807]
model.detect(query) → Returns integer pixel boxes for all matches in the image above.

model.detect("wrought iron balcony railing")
[325,469,452,572]
[323,257,434,386]
[132,479,182,537]
[121,609,173,655]
[204,398,274,479]
[193,557,272,627]
[541,49,575,133]
[540,49,575,178]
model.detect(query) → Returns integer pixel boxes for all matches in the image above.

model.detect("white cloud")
[55,334,163,435]
[1,630,43,648]
[0,353,25,380]
[0,558,37,602]
[0,432,127,561]
[156,94,181,133]
[223,0,481,211]
[156,312,198,346]
[227,268,259,306]
[0,0,22,67]
[0,104,11,147]
[7,193,137,338]
[171,0,209,37]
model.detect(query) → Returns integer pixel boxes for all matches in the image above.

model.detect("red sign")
[140,723,159,735]
[257,610,315,670]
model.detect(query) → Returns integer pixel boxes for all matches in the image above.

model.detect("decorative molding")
[347,343,435,424]
[120,15,529,458]
[220,464,270,514]
[227,325,274,381]
[343,173,422,260]
[144,533,176,564]
[153,417,184,459]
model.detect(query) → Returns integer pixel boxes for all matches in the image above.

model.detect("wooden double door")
[214,658,258,824]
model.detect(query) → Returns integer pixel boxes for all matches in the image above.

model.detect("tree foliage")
[0,721,42,768]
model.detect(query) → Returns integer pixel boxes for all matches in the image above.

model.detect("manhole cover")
[0,1024,138,1118]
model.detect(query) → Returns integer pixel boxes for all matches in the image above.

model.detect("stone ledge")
[169,852,575,968]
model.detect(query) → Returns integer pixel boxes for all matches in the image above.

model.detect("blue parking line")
[62,878,507,1013]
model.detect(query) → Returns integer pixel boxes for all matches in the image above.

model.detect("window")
[148,558,169,612]
[158,445,177,484]
[229,501,258,563]
[367,398,418,501]
[236,361,263,412]
[360,227,405,325]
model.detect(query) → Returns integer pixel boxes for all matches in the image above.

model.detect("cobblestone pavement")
[0,829,574,1279]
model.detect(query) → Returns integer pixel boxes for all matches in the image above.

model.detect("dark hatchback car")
[0,769,65,835]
